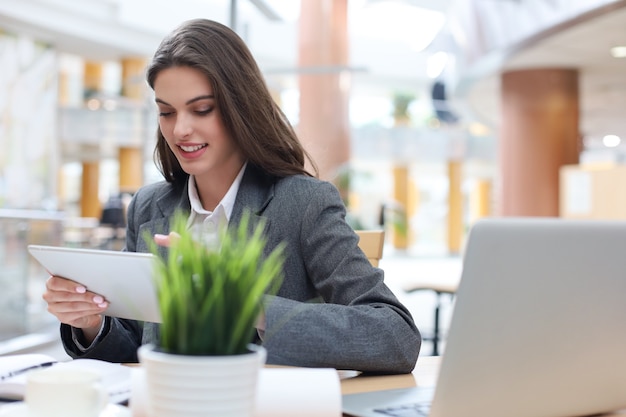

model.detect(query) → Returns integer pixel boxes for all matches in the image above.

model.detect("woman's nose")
[172,113,193,138]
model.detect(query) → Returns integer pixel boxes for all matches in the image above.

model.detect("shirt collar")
[187,162,247,221]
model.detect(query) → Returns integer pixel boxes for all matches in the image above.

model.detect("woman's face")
[153,66,244,181]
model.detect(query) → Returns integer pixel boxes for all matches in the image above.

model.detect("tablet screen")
[28,245,161,323]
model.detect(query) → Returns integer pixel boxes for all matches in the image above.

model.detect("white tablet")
[28,245,161,323]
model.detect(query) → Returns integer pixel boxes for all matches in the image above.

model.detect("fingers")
[51,305,104,329]
[154,231,181,247]
[44,276,108,306]
[46,275,87,294]
[43,275,108,329]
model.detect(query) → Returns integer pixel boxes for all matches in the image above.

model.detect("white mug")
[24,367,109,417]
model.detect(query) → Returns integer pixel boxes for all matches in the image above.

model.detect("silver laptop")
[343,218,626,417]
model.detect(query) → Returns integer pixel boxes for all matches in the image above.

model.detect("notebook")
[28,245,161,323]
[343,218,626,417]
[0,353,132,404]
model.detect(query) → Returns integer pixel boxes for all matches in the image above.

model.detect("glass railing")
[0,209,64,342]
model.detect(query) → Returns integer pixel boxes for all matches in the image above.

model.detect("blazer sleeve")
[261,181,421,374]
[60,317,143,362]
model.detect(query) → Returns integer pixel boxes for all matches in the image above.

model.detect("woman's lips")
[178,143,208,158]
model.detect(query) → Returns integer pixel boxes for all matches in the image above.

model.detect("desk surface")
[341,355,439,396]
[340,355,626,417]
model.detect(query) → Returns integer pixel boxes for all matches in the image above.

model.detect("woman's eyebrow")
[186,95,214,105]
[154,95,214,106]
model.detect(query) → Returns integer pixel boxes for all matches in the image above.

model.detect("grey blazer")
[61,164,421,373]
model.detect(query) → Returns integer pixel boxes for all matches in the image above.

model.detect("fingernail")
[154,234,166,239]
[93,295,104,304]
[98,302,108,308]
[76,286,86,294]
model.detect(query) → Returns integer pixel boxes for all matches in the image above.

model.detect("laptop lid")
[430,218,626,417]
[343,218,626,417]
[28,245,161,323]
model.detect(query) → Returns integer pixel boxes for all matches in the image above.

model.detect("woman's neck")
[194,160,245,211]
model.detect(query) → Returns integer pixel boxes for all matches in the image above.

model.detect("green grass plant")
[146,210,285,356]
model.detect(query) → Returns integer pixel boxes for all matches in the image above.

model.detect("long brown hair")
[146,18,317,185]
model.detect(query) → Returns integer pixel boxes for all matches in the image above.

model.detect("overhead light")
[610,46,626,58]
[86,99,100,111]
[602,134,621,147]
[469,122,491,137]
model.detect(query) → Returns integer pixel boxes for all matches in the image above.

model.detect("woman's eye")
[195,108,212,116]
[159,111,174,117]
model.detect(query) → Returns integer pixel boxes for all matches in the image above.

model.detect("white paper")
[0,355,131,404]
[254,368,341,417]
[130,367,341,417]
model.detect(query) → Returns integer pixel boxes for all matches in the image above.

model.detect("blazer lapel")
[231,164,275,231]
[136,182,191,254]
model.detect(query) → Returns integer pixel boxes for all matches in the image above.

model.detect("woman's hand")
[153,231,180,247]
[43,276,108,342]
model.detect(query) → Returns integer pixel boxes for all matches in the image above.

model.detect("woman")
[44,18,421,373]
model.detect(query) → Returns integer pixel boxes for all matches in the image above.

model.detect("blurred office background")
[0,0,625,356]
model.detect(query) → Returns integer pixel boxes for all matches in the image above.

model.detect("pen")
[0,361,56,381]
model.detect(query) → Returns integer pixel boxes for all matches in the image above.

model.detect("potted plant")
[138,210,285,417]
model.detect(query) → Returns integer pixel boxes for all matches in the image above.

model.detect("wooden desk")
[341,355,439,396]
[340,356,626,417]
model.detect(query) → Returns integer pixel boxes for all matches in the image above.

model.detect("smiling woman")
[153,65,244,209]
[44,18,422,375]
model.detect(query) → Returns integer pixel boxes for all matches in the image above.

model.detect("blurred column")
[298,0,350,180]
[470,179,492,222]
[447,160,462,254]
[392,165,409,249]
[57,70,70,107]
[500,69,580,216]
[57,70,70,210]
[119,57,147,194]
[391,95,416,250]
[81,160,101,218]
[80,61,103,218]
[83,61,103,99]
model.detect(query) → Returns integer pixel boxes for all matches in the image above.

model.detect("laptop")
[343,218,626,417]
[28,245,161,323]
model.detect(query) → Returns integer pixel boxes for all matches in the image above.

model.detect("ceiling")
[0,0,623,149]
[458,1,626,149]
[0,0,448,98]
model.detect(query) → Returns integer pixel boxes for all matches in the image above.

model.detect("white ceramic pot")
[137,344,266,417]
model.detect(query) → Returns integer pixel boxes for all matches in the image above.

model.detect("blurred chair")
[98,194,127,250]
[100,194,126,229]
[356,228,458,355]
[401,274,459,356]
[375,203,459,354]
[355,230,385,267]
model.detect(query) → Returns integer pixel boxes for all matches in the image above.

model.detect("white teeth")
[179,144,207,152]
